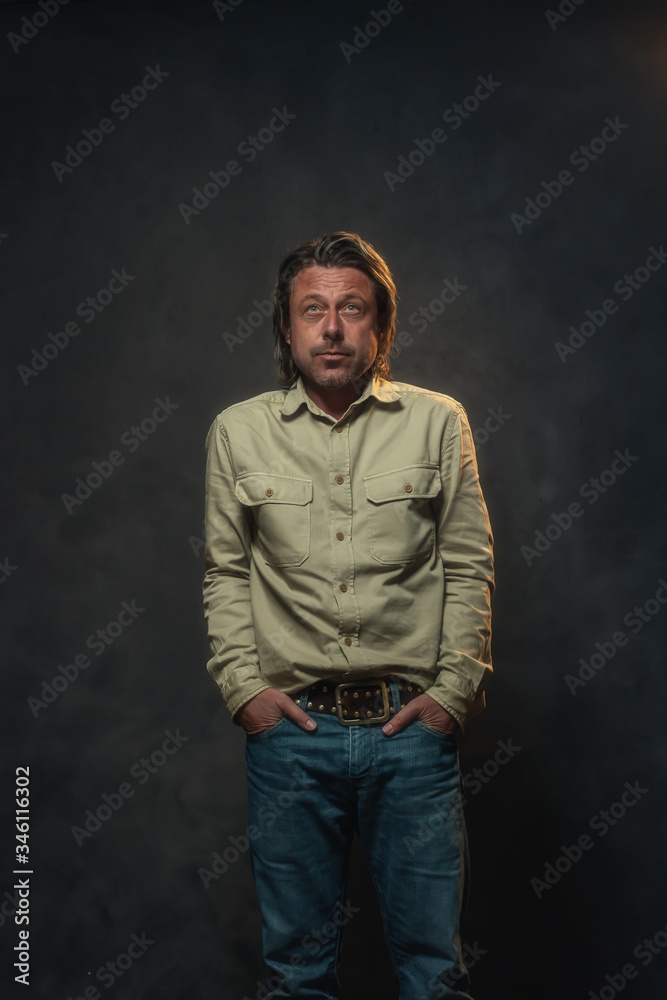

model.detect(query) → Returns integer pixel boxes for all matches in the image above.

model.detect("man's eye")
[345,304,360,312]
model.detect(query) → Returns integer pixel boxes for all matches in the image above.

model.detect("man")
[203,231,494,1000]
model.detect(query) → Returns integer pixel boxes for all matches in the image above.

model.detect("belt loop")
[387,676,400,715]
[294,690,308,711]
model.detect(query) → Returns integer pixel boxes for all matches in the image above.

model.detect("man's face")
[285,265,380,392]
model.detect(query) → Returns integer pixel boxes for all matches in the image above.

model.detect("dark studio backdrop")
[2,0,667,997]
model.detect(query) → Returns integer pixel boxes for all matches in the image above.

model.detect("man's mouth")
[318,351,349,358]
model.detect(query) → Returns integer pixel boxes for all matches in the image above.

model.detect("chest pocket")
[363,464,441,565]
[235,473,313,567]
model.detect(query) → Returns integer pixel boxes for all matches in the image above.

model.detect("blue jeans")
[244,680,474,1000]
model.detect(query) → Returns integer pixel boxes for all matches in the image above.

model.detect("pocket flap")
[235,473,313,507]
[363,465,440,504]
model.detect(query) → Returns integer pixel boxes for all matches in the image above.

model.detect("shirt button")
[339,583,348,593]
[335,426,343,433]
[265,488,274,497]
[344,637,352,646]
[335,475,344,484]
[336,531,344,541]
[404,483,413,493]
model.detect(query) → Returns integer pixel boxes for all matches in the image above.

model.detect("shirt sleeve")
[202,416,271,720]
[426,403,495,728]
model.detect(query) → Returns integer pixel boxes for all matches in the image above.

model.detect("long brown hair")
[273,231,398,387]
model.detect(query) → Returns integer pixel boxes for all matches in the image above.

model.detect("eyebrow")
[295,290,369,304]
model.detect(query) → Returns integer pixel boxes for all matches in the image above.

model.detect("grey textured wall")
[2,0,667,998]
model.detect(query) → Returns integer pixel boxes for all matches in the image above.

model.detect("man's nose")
[323,310,343,337]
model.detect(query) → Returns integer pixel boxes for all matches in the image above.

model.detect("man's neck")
[301,373,372,421]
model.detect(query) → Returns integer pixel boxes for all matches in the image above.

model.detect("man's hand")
[382,692,460,737]
[235,688,317,736]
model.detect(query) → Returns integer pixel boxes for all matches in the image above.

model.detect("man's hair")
[272,231,398,387]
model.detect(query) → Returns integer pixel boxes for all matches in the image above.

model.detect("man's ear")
[283,325,291,346]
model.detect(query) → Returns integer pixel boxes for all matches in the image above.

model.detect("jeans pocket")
[245,717,290,742]
[415,720,458,743]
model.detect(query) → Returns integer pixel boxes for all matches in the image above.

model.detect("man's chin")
[306,364,357,389]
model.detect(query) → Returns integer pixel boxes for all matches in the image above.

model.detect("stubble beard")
[309,368,358,390]
[302,350,377,392]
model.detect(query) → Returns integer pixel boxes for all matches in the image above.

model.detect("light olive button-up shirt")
[203,373,494,727]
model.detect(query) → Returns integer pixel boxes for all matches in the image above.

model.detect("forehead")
[291,265,374,300]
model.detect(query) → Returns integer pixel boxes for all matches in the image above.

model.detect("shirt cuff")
[426,657,490,727]
[207,658,271,721]
[226,682,272,723]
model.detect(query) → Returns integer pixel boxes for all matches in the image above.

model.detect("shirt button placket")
[330,420,358,661]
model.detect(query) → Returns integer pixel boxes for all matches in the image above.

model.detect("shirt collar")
[280,372,402,417]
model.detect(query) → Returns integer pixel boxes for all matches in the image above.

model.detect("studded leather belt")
[295,677,424,726]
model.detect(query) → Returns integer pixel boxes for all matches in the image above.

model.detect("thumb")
[277,692,317,732]
[382,701,417,737]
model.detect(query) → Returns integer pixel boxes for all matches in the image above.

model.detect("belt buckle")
[334,680,390,726]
